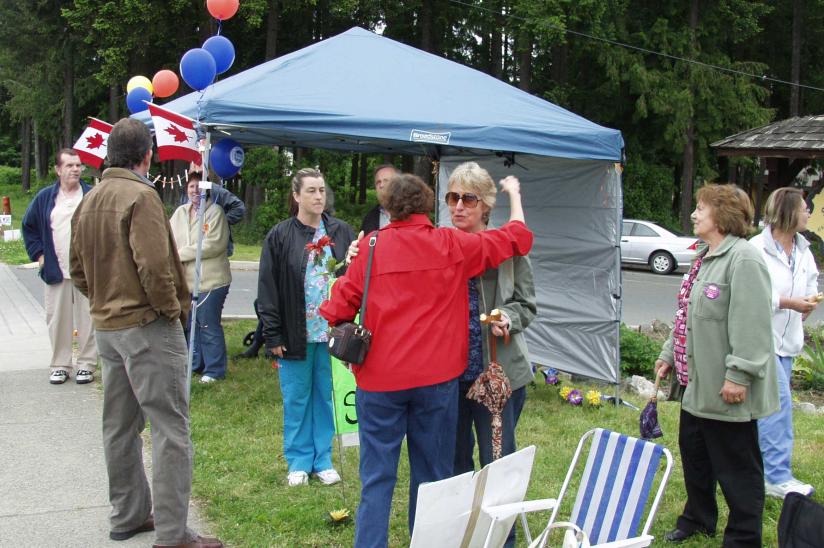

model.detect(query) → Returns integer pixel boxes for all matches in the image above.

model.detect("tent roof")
[134,27,623,161]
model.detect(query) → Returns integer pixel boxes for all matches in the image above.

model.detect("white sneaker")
[287,471,309,486]
[75,369,94,384]
[765,478,815,498]
[199,375,218,384]
[49,370,69,384]
[313,469,341,485]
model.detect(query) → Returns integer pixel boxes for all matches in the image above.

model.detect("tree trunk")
[109,83,119,123]
[264,0,280,60]
[358,153,368,204]
[790,0,803,116]
[33,120,45,181]
[349,153,359,203]
[62,47,74,147]
[516,31,532,91]
[679,0,700,232]
[420,0,434,53]
[21,118,32,192]
[550,43,568,86]
[490,1,503,79]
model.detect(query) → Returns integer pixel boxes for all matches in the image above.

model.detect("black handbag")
[328,233,377,364]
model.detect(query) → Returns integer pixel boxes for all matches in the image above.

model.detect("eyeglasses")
[445,192,480,208]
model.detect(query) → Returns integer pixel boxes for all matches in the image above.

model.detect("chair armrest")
[483,498,557,520]
[591,535,654,548]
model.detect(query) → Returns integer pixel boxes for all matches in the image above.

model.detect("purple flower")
[544,367,560,385]
[567,389,583,405]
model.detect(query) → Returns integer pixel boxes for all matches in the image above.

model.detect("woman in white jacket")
[750,187,818,499]
[170,172,232,383]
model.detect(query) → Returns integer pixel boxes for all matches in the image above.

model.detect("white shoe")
[313,469,341,485]
[199,375,218,384]
[75,369,94,384]
[765,478,814,498]
[49,370,69,384]
[287,471,309,486]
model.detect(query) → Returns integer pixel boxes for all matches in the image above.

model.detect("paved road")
[14,264,824,327]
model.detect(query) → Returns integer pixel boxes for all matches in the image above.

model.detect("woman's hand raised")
[500,176,525,224]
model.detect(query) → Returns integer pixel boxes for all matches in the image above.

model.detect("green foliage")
[622,158,677,227]
[795,330,824,391]
[619,324,661,377]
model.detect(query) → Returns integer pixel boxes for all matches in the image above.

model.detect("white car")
[621,219,699,274]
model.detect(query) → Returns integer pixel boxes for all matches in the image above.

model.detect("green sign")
[331,355,358,435]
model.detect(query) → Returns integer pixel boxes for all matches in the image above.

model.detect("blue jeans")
[354,379,458,548]
[455,383,526,548]
[278,343,334,473]
[758,355,794,484]
[187,284,229,379]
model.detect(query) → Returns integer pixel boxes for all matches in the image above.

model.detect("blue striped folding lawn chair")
[524,428,672,548]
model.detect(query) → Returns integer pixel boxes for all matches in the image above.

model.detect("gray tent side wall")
[438,154,623,384]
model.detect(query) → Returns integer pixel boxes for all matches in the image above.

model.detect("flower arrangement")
[544,367,560,385]
[567,389,583,405]
[558,384,602,408]
[586,390,603,407]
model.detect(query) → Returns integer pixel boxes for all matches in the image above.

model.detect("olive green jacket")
[659,235,779,422]
[478,254,537,391]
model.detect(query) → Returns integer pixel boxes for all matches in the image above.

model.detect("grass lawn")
[189,320,824,547]
[231,243,262,262]
[0,181,41,265]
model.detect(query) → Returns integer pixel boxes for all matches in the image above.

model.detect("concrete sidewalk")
[0,264,210,547]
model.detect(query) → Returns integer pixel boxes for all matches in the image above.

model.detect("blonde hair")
[764,187,805,234]
[447,162,497,217]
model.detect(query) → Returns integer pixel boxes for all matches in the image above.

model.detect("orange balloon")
[152,70,180,98]
[206,0,239,20]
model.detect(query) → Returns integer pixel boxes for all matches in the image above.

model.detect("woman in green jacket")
[655,184,778,547]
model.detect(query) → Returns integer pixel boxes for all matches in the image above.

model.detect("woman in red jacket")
[320,173,533,548]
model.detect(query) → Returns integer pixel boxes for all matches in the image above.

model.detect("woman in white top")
[750,187,818,499]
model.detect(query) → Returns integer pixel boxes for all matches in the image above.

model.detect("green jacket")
[659,235,779,422]
[478,255,537,391]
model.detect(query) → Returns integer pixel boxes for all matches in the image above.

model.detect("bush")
[619,324,661,377]
[795,329,824,391]
[0,166,23,187]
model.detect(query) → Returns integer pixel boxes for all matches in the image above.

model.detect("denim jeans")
[758,355,795,484]
[278,343,335,473]
[187,284,229,379]
[454,383,526,548]
[354,378,458,548]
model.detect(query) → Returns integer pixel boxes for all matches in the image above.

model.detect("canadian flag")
[147,103,202,165]
[73,118,113,169]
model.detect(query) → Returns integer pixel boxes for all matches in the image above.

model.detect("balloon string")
[217,19,222,36]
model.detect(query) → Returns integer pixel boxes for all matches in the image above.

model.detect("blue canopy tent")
[135,26,626,385]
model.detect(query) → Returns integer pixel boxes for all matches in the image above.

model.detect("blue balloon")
[126,87,152,114]
[180,48,216,91]
[203,35,235,75]
[210,138,244,179]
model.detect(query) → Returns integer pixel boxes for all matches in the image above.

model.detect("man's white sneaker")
[49,370,69,384]
[765,478,814,499]
[75,369,94,384]
[199,375,218,384]
[313,469,341,485]
[287,471,309,486]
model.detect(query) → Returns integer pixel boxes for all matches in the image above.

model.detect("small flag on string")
[147,103,202,165]
[73,118,113,169]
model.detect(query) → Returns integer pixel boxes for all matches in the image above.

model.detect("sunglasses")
[445,192,480,208]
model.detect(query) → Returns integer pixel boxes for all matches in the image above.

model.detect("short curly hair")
[695,184,754,238]
[380,173,434,221]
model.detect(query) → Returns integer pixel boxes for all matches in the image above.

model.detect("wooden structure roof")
[711,115,824,158]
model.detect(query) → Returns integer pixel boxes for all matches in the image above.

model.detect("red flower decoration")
[306,235,335,265]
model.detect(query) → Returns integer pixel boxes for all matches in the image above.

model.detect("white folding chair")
[410,445,538,548]
[522,428,672,548]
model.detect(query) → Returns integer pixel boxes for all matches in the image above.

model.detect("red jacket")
[319,214,533,391]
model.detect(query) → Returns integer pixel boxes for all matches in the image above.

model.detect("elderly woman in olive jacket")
[655,184,778,548]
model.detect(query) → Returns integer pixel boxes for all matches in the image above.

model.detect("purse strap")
[358,232,378,326]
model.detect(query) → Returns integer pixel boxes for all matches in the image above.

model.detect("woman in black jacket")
[258,168,354,487]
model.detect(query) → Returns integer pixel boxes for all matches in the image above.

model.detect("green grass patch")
[231,243,262,262]
[0,178,46,265]
[188,320,824,547]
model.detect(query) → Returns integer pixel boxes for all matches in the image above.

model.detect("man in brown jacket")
[70,118,222,548]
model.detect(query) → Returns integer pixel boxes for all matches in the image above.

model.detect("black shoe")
[110,515,155,541]
[664,528,714,543]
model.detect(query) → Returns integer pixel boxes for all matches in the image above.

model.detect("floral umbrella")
[466,309,512,460]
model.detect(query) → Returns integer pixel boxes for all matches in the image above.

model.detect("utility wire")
[448,0,824,93]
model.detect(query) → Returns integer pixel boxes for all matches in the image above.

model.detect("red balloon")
[152,70,180,98]
[206,0,239,20]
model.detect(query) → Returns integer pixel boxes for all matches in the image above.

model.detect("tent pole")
[186,130,212,396]
[615,161,624,404]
